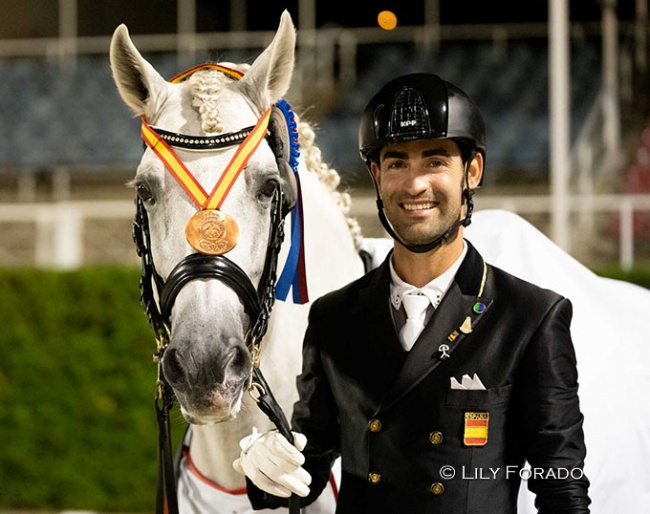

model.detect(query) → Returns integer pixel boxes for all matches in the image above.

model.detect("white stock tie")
[399,293,430,351]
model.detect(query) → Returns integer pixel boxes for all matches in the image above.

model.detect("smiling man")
[370,137,481,287]
[234,74,591,513]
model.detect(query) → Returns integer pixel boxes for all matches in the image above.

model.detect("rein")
[133,63,305,514]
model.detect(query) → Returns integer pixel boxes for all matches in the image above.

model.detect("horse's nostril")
[163,348,186,385]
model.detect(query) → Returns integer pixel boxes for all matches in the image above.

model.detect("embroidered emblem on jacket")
[464,412,489,446]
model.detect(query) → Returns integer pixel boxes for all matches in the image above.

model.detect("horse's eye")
[258,178,279,200]
[136,183,155,203]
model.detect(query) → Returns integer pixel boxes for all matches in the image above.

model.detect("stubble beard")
[384,193,464,247]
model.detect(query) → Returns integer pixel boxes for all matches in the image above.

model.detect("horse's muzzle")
[162,342,251,423]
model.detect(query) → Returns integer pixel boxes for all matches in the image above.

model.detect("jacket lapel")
[375,241,494,414]
[354,253,408,401]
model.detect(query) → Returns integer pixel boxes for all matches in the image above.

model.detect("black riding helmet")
[359,73,486,172]
[358,73,487,253]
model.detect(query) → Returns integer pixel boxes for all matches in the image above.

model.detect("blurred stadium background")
[0,0,649,269]
[1,0,650,512]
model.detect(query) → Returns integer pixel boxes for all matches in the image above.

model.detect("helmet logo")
[388,87,430,139]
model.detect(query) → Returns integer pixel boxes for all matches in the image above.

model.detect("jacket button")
[368,472,382,484]
[429,431,443,445]
[431,482,445,495]
[368,419,382,432]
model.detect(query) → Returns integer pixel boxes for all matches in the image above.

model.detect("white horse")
[110,11,363,514]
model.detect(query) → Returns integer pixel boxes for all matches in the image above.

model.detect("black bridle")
[133,163,301,514]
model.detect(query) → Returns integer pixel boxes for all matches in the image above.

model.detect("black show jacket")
[249,242,590,513]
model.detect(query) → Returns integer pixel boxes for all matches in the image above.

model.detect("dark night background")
[0,1,639,39]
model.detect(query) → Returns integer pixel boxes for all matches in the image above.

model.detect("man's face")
[371,138,483,247]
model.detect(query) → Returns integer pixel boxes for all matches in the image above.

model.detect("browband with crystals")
[148,125,256,151]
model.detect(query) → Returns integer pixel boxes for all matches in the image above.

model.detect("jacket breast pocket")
[445,384,512,409]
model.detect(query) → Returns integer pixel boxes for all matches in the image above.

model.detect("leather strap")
[148,124,255,151]
[251,367,301,514]
[156,382,179,514]
[160,253,261,321]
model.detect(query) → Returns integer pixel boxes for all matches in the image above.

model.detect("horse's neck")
[300,169,365,296]
[187,399,278,490]
[188,167,365,489]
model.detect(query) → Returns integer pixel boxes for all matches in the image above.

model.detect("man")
[234,73,591,513]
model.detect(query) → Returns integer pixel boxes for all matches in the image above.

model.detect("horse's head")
[110,12,297,424]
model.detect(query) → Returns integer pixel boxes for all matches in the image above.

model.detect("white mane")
[187,62,251,134]
[296,117,364,250]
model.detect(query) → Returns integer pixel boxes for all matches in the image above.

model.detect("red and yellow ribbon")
[169,63,244,84]
[204,108,271,210]
[140,121,208,207]
[140,107,271,210]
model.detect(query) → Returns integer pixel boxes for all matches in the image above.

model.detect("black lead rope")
[251,367,302,513]
[155,381,178,514]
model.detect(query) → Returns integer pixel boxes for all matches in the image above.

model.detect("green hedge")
[0,267,186,511]
[0,265,647,510]
[592,265,650,290]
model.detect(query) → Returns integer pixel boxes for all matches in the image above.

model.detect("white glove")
[232,427,311,498]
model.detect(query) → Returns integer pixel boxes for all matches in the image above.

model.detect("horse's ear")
[110,24,169,120]
[238,10,296,111]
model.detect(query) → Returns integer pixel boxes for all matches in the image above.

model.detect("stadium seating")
[0,39,602,183]
[317,38,602,182]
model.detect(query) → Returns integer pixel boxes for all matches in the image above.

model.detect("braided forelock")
[187,64,253,134]
[187,69,228,134]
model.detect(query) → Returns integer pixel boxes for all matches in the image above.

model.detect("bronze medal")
[185,209,239,255]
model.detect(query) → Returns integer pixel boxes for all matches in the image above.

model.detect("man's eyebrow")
[382,148,452,160]
[422,148,453,158]
[382,150,408,160]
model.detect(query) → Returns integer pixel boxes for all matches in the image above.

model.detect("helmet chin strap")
[371,157,476,254]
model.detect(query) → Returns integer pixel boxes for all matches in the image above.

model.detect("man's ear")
[467,152,484,189]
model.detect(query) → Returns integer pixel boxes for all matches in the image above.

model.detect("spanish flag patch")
[464,412,489,446]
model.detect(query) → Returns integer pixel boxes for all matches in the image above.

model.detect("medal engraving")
[185,210,239,255]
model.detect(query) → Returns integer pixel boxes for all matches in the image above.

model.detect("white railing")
[571,89,620,197]
[0,200,137,269]
[1,195,649,270]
